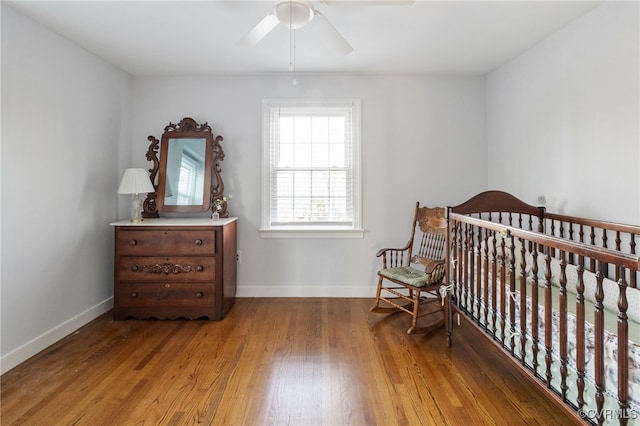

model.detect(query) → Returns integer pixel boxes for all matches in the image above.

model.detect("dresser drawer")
[118,256,215,282]
[116,228,215,256]
[116,282,215,308]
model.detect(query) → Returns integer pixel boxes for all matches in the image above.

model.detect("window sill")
[259,227,365,239]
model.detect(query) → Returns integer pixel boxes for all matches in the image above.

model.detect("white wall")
[131,75,487,297]
[1,5,132,372]
[486,1,640,224]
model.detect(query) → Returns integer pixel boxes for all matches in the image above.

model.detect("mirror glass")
[163,138,206,206]
[156,132,213,214]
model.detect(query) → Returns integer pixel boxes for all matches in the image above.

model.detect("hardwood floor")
[1,298,577,425]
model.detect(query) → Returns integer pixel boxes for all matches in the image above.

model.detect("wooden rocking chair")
[371,202,447,334]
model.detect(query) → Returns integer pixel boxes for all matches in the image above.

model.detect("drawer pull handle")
[165,283,171,288]
[131,292,138,298]
[196,292,203,298]
[129,240,137,246]
[131,265,139,272]
[196,265,204,272]
[195,239,203,245]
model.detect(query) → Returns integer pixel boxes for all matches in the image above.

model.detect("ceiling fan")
[237,0,353,55]
[237,0,414,55]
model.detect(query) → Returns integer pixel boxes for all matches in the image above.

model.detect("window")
[261,99,363,238]
[176,150,201,205]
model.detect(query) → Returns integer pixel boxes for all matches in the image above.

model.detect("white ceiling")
[6,0,602,76]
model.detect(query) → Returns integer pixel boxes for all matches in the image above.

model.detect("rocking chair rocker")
[371,202,447,334]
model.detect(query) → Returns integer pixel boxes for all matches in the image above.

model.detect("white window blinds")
[264,100,360,230]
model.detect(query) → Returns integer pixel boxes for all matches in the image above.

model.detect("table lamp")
[117,168,155,222]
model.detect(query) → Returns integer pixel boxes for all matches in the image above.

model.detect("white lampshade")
[117,168,154,195]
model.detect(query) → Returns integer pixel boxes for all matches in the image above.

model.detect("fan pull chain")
[289,31,297,85]
[288,0,297,85]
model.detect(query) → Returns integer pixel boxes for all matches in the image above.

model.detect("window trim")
[260,99,364,239]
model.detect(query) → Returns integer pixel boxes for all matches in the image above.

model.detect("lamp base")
[130,193,143,222]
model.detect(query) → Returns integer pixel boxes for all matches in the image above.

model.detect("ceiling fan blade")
[313,11,353,55]
[237,13,280,47]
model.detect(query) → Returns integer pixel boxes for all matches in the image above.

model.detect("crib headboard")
[449,190,544,217]
[449,190,545,232]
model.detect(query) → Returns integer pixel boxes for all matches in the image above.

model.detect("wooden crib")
[445,191,640,425]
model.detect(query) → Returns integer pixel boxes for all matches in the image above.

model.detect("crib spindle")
[490,231,498,336]
[499,234,507,343]
[629,234,637,289]
[508,233,517,357]
[468,226,477,318]
[470,224,479,314]
[590,227,597,272]
[544,252,553,387]
[559,255,569,401]
[603,231,612,280]
[456,223,465,313]
[519,237,528,366]
[466,224,475,316]
[473,228,482,318]
[531,248,540,377]
[549,219,558,258]
[617,274,630,425]
[482,230,489,332]
[576,261,587,410]
[464,224,473,313]
[594,267,605,425]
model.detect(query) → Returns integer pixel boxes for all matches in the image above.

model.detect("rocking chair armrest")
[413,257,445,274]
[376,241,412,258]
[376,242,413,269]
[377,247,402,257]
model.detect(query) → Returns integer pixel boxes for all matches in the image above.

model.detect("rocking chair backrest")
[409,204,447,264]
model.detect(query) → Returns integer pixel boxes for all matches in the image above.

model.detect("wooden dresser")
[110,218,237,320]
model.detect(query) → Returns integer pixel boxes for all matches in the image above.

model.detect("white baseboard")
[236,285,376,298]
[1,297,114,375]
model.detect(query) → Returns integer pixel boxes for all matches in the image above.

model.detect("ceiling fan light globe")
[274,1,314,29]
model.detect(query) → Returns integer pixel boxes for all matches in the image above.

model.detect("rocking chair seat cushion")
[378,266,440,288]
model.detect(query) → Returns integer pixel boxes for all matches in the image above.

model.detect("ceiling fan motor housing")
[274,0,315,29]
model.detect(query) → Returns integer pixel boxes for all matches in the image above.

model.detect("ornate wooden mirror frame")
[142,117,227,218]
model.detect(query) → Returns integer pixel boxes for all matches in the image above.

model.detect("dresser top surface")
[110,217,237,227]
